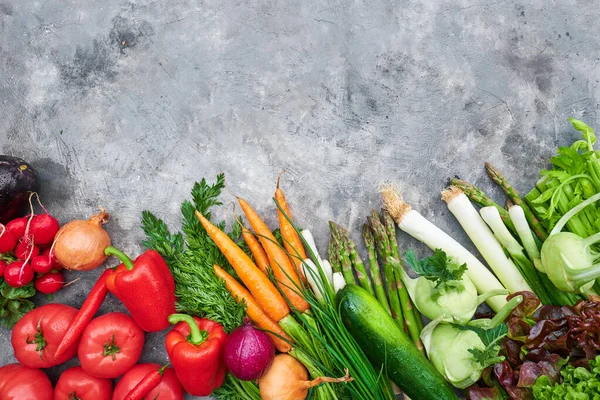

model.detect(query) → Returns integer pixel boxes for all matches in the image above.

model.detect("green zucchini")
[337,284,458,400]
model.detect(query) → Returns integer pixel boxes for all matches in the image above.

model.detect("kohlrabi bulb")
[423,324,484,389]
[413,274,478,325]
[541,232,599,293]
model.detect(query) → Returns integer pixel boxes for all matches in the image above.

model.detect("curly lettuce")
[533,355,600,399]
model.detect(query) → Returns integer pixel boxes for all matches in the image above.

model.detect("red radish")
[14,237,39,261]
[6,217,27,238]
[35,271,64,294]
[4,261,34,287]
[0,260,6,276]
[0,226,17,253]
[31,255,53,274]
[30,214,59,245]
[41,248,59,269]
[223,318,275,381]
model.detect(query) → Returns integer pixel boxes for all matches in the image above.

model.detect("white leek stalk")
[509,206,542,271]
[443,188,531,294]
[300,229,332,284]
[301,259,324,301]
[332,271,346,292]
[381,185,507,312]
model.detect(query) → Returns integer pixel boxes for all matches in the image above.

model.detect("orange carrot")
[242,226,270,275]
[237,198,310,312]
[195,211,290,322]
[214,264,292,353]
[275,176,307,280]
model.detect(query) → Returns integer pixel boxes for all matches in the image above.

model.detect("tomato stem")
[25,318,47,359]
[102,334,121,360]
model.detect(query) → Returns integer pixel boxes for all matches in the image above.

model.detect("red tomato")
[112,363,184,400]
[0,363,53,400]
[11,304,79,368]
[0,259,7,276]
[35,271,64,294]
[79,312,145,378]
[54,366,112,400]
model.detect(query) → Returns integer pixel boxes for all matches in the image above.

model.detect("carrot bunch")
[195,177,310,353]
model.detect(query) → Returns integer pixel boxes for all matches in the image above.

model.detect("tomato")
[79,312,144,378]
[54,366,112,400]
[112,363,184,400]
[35,271,64,294]
[11,303,79,368]
[0,363,53,400]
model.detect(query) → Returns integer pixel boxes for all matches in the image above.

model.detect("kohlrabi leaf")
[457,323,508,347]
[455,323,509,368]
[403,248,467,289]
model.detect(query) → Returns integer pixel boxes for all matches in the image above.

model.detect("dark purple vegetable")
[0,156,39,224]
[224,318,275,381]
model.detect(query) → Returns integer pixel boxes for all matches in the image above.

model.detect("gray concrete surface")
[1,0,600,398]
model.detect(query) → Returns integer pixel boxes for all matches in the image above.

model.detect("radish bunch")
[0,196,64,294]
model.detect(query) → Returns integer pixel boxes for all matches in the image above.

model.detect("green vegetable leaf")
[141,211,184,264]
[457,323,508,347]
[454,323,508,368]
[403,248,467,290]
[0,252,17,263]
[141,175,246,333]
[0,298,35,329]
[569,118,596,149]
[0,281,35,300]
[533,355,600,398]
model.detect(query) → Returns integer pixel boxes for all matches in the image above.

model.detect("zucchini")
[337,284,458,400]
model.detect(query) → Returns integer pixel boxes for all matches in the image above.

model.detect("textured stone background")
[1,0,600,398]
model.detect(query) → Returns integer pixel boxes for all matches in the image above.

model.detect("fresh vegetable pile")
[4,118,600,400]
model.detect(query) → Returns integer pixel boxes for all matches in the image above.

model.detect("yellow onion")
[258,354,352,400]
[54,208,111,271]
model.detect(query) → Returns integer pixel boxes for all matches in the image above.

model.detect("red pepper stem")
[104,246,135,270]
[168,314,208,345]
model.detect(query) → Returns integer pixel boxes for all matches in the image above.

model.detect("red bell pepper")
[165,314,227,396]
[104,246,176,332]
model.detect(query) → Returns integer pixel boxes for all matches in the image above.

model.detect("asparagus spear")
[327,238,341,273]
[485,162,548,240]
[368,211,404,330]
[363,223,391,314]
[329,222,356,285]
[451,178,518,236]
[334,223,374,295]
[383,210,424,350]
